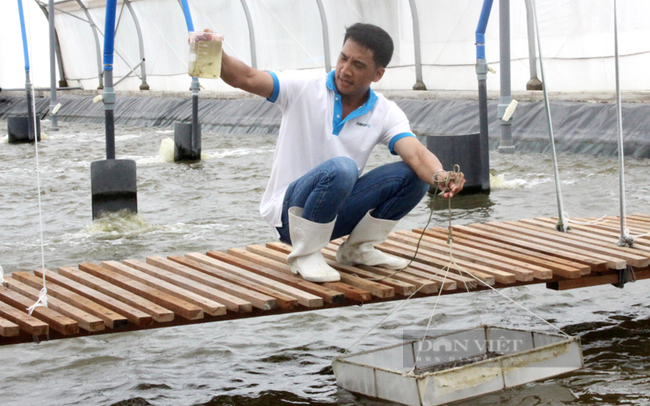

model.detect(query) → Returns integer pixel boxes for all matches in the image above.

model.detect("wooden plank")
[416,228,583,279]
[13,272,128,330]
[5,277,105,333]
[102,261,229,316]
[389,231,539,282]
[453,224,608,272]
[0,286,78,335]
[478,223,628,270]
[78,263,202,321]
[260,243,415,296]
[581,216,650,236]
[322,282,372,302]
[186,252,324,308]
[221,248,347,303]
[442,226,591,276]
[34,268,151,327]
[327,241,462,290]
[547,269,650,291]
[327,240,466,290]
[517,219,650,255]
[538,217,650,249]
[375,239,497,285]
[248,244,402,297]
[0,300,48,336]
[228,247,381,300]
[236,246,374,301]
[168,255,298,310]
[259,244,396,298]
[397,230,555,280]
[502,221,650,266]
[627,214,650,225]
[135,257,256,313]
[57,267,173,323]
[614,217,650,230]
[318,247,440,294]
[0,316,20,337]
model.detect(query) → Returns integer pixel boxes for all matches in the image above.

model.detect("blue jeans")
[277,157,429,244]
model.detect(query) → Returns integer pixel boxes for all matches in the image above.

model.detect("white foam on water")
[81,210,155,239]
[1,136,7,144]
[202,147,272,160]
[78,209,228,241]
[115,134,142,142]
[490,174,529,190]
[137,137,175,165]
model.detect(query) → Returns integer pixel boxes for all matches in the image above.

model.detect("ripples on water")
[1,119,649,406]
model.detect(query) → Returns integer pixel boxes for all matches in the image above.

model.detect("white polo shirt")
[260,69,416,229]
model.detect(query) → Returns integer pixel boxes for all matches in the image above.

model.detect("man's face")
[335,39,385,99]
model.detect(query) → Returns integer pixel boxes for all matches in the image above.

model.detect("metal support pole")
[177,0,202,161]
[524,0,542,90]
[103,1,117,160]
[124,0,149,90]
[408,0,426,90]
[37,3,69,88]
[613,0,632,247]
[75,0,103,89]
[191,79,200,155]
[17,0,36,142]
[475,0,494,193]
[240,0,257,68]
[48,0,59,130]
[498,0,515,154]
[530,0,566,231]
[315,0,331,72]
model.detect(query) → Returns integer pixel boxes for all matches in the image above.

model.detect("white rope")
[563,212,608,226]
[624,229,650,239]
[345,267,438,353]
[348,196,568,358]
[531,0,567,232]
[24,1,48,313]
[406,237,569,374]
[27,286,48,315]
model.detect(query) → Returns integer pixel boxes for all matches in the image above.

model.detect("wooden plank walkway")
[2,214,650,346]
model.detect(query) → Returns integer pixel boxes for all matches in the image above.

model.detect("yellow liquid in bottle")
[188,40,222,79]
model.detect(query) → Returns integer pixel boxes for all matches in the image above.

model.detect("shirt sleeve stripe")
[267,71,280,103]
[388,132,417,155]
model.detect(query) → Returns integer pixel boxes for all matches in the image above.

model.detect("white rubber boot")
[336,210,409,269]
[286,207,340,283]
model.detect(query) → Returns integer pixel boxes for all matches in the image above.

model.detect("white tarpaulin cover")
[1,0,649,93]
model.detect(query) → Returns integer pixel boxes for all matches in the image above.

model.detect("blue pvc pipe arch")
[475,0,495,60]
[180,0,195,32]
[17,0,30,72]
[103,0,117,71]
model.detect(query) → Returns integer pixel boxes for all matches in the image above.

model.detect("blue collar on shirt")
[326,70,378,136]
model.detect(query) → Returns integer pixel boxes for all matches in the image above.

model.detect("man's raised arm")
[221,51,274,99]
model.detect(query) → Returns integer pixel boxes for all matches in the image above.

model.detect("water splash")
[137,137,175,164]
[81,209,156,239]
[1,136,7,144]
[490,173,529,190]
[202,147,273,160]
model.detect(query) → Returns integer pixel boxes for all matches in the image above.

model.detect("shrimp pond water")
[0,119,649,406]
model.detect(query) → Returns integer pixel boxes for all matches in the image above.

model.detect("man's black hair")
[344,23,394,68]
